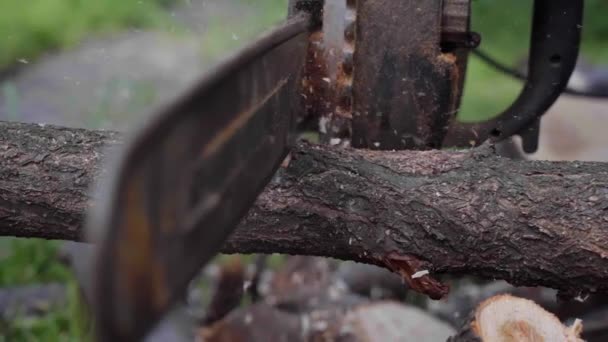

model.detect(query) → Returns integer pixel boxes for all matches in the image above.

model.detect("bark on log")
[0,121,120,240]
[1,121,608,297]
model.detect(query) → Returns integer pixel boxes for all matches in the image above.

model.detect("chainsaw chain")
[335,0,356,120]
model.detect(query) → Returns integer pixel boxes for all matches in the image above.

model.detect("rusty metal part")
[296,0,472,150]
[442,0,469,35]
[441,0,478,50]
[440,0,474,151]
[293,0,356,145]
[321,0,357,144]
[351,0,470,150]
[88,14,311,341]
[289,0,323,27]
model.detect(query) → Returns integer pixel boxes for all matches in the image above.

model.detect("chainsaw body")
[88,1,584,340]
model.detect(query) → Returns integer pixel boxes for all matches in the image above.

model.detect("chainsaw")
[86,0,583,340]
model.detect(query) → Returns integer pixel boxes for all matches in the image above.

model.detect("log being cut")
[449,294,584,342]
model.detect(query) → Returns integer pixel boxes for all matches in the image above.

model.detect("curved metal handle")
[444,0,584,153]
[490,0,583,153]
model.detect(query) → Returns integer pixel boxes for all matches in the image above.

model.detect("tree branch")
[1,121,608,297]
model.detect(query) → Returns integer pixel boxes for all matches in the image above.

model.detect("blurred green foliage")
[200,0,288,58]
[0,0,175,68]
[0,239,70,286]
[0,239,89,341]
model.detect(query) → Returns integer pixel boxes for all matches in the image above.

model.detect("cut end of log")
[469,294,584,342]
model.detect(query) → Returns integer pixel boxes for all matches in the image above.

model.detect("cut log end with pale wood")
[449,294,584,342]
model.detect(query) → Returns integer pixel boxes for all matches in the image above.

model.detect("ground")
[0,0,607,340]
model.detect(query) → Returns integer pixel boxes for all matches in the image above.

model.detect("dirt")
[528,96,608,162]
[0,0,270,130]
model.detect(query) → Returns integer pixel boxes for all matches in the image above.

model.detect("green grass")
[0,239,89,341]
[199,0,288,60]
[0,282,89,342]
[0,239,70,286]
[0,0,176,69]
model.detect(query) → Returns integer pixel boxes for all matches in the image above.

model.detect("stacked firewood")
[196,256,589,342]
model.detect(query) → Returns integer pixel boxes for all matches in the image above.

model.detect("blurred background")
[0,0,606,340]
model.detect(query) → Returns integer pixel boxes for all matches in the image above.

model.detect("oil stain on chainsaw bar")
[88,13,311,341]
